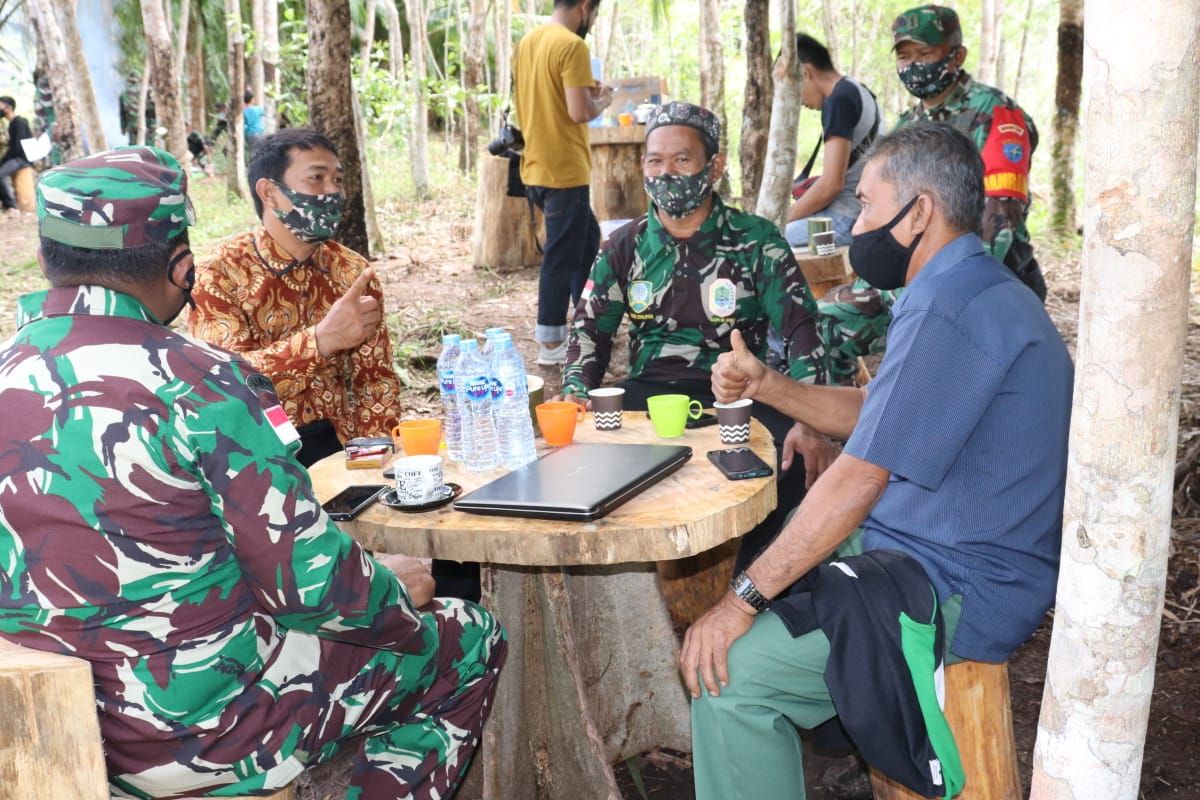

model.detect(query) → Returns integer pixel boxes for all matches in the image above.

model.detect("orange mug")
[535,401,585,447]
[617,111,634,127]
[392,419,442,456]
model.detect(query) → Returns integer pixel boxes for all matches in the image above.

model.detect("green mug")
[646,394,703,438]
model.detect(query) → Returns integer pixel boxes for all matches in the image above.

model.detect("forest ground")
[0,171,1197,800]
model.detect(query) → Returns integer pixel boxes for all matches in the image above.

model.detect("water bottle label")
[439,373,456,394]
[465,375,491,402]
[489,377,503,399]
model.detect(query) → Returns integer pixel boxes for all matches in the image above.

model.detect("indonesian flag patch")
[264,404,301,446]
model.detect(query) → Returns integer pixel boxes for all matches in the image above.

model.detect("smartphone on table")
[707,448,774,480]
[686,411,719,429]
[322,484,387,521]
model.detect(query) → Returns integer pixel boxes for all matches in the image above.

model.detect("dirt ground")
[351,205,1200,800]
[3,199,1197,799]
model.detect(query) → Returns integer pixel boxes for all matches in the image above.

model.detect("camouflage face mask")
[897,47,961,99]
[271,181,344,243]
[644,159,715,220]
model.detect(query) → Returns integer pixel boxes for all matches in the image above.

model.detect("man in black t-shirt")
[0,96,33,211]
[783,35,882,248]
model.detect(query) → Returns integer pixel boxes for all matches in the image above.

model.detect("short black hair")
[795,34,835,71]
[244,89,254,104]
[0,96,14,111]
[554,0,599,9]
[247,128,339,218]
[40,231,189,288]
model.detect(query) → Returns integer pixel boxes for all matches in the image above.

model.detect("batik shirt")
[562,196,825,398]
[0,286,429,794]
[189,228,402,442]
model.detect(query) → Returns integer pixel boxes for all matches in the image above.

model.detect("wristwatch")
[729,570,771,613]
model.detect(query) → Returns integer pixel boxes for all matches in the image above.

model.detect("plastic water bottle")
[456,339,501,471]
[437,334,464,461]
[491,334,537,469]
[482,328,505,403]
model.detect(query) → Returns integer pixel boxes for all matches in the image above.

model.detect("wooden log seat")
[0,639,294,800]
[13,165,36,213]
[869,660,1022,799]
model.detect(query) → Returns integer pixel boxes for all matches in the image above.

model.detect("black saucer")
[379,483,462,513]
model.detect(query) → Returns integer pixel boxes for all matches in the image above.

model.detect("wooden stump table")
[794,245,854,299]
[309,413,777,800]
[589,125,648,223]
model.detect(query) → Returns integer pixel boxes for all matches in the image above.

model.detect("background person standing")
[513,0,613,366]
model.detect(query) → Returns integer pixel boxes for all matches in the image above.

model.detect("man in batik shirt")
[189,127,402,467]
[561,101,835,570]
[0,146,506,799]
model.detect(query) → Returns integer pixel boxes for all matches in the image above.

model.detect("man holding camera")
[513,0,613,366]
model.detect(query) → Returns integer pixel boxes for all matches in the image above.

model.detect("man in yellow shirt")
[513,0,612,365]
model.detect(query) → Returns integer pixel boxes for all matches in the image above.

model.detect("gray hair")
[865,122,984,235]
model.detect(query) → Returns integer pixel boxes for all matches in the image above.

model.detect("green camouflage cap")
[36,145,195,250]
[892,5,961,48]
[646,102,721,154]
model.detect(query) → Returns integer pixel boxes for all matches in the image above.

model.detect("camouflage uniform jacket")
[0,286,432,795]
[189,228,402,442]
[562,196,825,398]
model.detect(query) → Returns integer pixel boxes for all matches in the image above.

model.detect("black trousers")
[297,419,481,602]
[614,378,808,575]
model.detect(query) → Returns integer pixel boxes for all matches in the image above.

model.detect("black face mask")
[848,196,923,291]
[163,248,196,326]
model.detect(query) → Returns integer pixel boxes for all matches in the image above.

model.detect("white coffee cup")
[393,455,445,505]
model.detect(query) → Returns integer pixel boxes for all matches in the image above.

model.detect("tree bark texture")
[993,0,1006,92]
[754,0,799,229]
[188,9,206,136]
[359,0,377,69]
[175,0,191,122]
[493,0,512,131]
[25,0,84,161]
[1030,2,1200,797]
[251,0,266,106]
[978,0,998,86]
[141,0,187,163]
[307,0,371,256]
[53,0,107,152]
[739,0,772,212]
[1050,0,1083,237]
[459,0,486,173]
[405,0,431,197]
[378,0,404,81]
[699,0,729,195]
[226,0,248,197]
[1013,0,1034,98]
[136,60,150,146]
[264,0,279,133]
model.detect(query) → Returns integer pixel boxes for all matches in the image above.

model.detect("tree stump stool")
[471,154,544,273]
[869,661,1021,799]
[13,165,36,213]
[589,125,647,222]
[794,246,853,299]
[0,640,294,800]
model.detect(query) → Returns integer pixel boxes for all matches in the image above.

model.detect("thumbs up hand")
[712,329,768,403]
[316,268,382,357]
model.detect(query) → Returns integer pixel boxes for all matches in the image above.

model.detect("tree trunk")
[307,0,371,256]
[1030,0,1200,797]
[978,0,998,85]
[251,0,266,106]
[1012,0,1034,98]
[359,0,377,69]
[188,9,206,135]
[699,0,729,196]
[140,0,187,164]
[819,0,839,69]
[175,0,191,123]
[25,0,84,161]
[461,0,487,174]
[405,0,430,198]
[379,0,404,80]
[493,0,511,132]
[136,60,150,145]
[754,0,799,229]
[264,0,279,132]
[352,90,385,254]
[53,0,107,152]
[1049,0,1083,237]
[739,0,772,212]
[993,0,1006,92]
[226,0,248,197]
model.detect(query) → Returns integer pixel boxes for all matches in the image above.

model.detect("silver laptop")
[453,443,692,521]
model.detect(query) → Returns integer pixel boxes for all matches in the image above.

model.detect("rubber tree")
[753,0,799,230]
[1050,0,1084,238]
[25,0,85,161]
[738,0,771,212]
[1031,1,1200,796]
[140,0,188,163]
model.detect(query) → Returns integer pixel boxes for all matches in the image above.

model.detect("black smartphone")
[707,448,774,480]
[686,411,719,429]
[322,485,387,521]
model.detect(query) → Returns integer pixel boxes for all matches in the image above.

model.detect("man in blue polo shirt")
[680,123,1073,799]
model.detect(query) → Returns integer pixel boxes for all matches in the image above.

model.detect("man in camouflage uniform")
[0,146,506,799]
[818,4,1045,385]
[561,101,835,569]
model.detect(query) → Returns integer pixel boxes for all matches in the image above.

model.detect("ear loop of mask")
[167,248,197,310]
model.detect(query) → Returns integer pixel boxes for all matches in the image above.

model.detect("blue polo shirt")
[843,233,1073,662]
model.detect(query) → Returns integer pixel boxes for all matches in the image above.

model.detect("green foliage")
[275,4,310,126]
